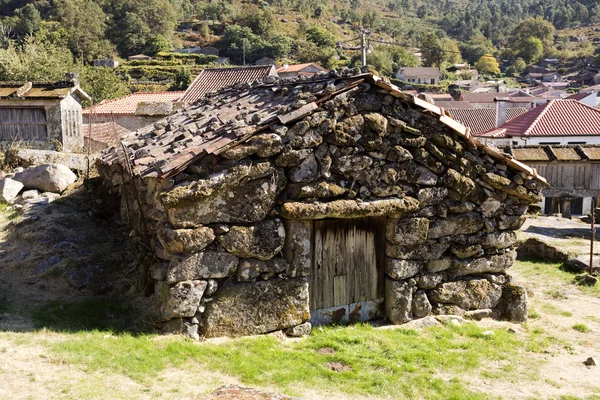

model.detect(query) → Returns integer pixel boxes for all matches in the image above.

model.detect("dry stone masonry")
[97,68,546,338]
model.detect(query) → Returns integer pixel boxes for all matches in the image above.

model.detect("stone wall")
[98,76,543,338]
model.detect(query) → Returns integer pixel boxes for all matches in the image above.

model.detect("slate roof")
[478,100,600,138]
[446,108,528,134]
[180,65,277,104]
[505,145,600,162]
[398,67,441,77]
[100,68,547,185]
[83,92,184,116]
[0,81,90,101]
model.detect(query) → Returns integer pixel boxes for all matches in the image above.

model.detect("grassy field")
[0,260,598,399]
[0,191,599,399]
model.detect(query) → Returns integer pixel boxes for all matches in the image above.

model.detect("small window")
[568,141,586,145]
[539,142,561,145]
[430,78,435,84]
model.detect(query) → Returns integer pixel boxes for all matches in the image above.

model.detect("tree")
[474,54,500,76]
[506,58,526,76]
[295,41,337,68]
[0,34,75,81]
[105,0,177,56]
[171,67,191,90]
[54,0,114,59]
[145,35,171,56]
[14,4,40,36]
[460,31,494,64]
[306,27,336,48]
[420,32,445,67]
[79,66,130,105]
[440,37,461,64]
[516,36,543,63]
[511,17,555,53]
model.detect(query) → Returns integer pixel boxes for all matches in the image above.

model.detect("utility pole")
[591,198,595,275]
[243,40,246,66]
[361,30,367,67]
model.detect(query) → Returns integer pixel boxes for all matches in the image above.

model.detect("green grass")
[572,323,589,333]
[540,302,574,317]
[513,260,600,297]
[47,323,546,399]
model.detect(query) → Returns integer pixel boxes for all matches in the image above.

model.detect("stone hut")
[98,68,547,338]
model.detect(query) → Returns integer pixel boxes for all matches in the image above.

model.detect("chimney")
[495,95,509,128]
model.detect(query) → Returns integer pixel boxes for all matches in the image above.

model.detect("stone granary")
[0,77,90,152]
[98,68,547,339]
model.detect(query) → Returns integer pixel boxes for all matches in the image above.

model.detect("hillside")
[0,0,599,102]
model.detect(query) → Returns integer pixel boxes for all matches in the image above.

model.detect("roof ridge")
[522,100,553,137]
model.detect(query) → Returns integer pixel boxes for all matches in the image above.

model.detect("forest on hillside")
[0,0,598,102]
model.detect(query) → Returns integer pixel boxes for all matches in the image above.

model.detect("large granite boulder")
[158,280,207,320]
[0,177,23,202]
[13,163,76,193]
[202,278,310,337]
[157,227,215,254]
[386,217,429,246]
[427,279,502,310]
[162,163,285,228]
[218,219,286,260]
[428,212,484,239]
[385,279,413,324]
[166,251,239,283]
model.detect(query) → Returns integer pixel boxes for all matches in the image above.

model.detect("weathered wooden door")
[309,217,386,325]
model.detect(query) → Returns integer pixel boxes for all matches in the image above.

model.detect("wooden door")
[309,217,386,324]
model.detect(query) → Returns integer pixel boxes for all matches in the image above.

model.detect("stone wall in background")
[97,74,543,338]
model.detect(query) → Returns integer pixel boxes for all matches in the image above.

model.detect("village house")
[254,57,276,66]
[276,63,328,78]
[180,65,278,104]
[395,67,441,85]
[0,77,91,152]
[504,145,600,218]
[128,54,153,61]
[444,107,528,135]
[475,99,600,147]
[98,68,545,339]
[460,92,535,109]
[566,91,597,107]
[92,58,120,68]
[83,91,183,150]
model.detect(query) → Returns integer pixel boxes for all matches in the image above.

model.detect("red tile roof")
[435,100,474,109]
[398,67,441,77]
[446,108,528,134]
[83,92,183,116]
[83,122,130,145]
[566,92,594,101]
[181,65,277,104]
[276,63,327,74]
[461,92,534,104]
[477,100,600,138]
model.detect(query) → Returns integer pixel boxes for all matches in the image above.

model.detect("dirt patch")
[324,362,352,372]
[205,385,301,400]
[0,183,152,334]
